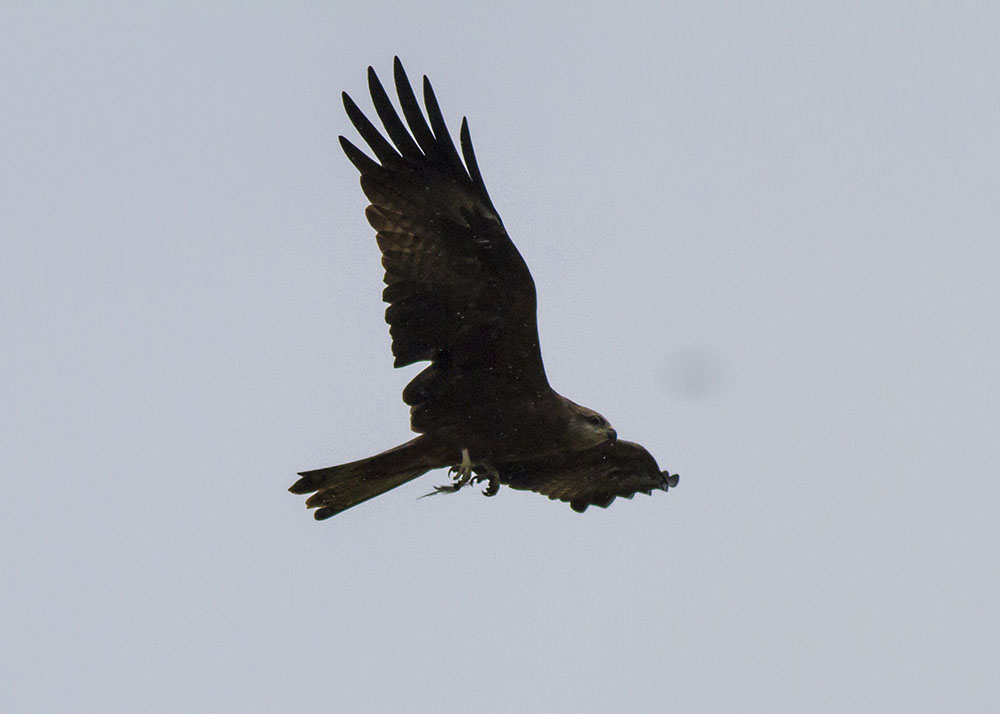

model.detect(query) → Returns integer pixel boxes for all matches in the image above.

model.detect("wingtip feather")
[339,135,380,174]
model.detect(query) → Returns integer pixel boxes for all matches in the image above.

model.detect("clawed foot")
[442,447,475,491]
[479,472,500,497]
[422,448,500,498]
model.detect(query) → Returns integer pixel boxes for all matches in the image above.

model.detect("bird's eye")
[588,415,604,426]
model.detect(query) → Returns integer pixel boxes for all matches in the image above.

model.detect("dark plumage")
[291,59,679,519]
[501,440,680,513]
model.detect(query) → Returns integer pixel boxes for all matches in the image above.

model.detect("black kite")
[291,59,678,518]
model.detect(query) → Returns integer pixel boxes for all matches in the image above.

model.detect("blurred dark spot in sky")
[664,347,724,400]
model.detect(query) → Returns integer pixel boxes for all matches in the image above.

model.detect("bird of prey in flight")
[290,58,679,519]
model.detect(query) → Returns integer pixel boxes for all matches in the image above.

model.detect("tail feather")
[291,437,446,519]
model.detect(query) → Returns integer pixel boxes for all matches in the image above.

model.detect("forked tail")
[290,436,446,519]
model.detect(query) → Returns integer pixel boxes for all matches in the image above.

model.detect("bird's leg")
[423,449,500,497]
[430,448,475,494]
[449,447,475,487]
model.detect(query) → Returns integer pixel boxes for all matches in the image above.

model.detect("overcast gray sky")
[3,3,999,712]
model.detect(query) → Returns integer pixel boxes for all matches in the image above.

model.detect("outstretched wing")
[499,440,679,512]
[341,58,551,434]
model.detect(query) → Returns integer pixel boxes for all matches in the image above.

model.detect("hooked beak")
[608,428,617,444]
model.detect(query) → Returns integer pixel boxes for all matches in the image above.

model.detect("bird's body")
[291,59,678,519]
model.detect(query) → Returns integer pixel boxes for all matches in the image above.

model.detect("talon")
[482,476,500,497]
[447,448,474,487]
[472,463,500,497]
[430,448,476,495]
[427,449,501,499]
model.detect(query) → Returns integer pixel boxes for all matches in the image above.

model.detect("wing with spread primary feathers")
[340,58,551,435]
[499,440,679,512]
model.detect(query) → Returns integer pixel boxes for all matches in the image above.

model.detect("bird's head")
[568,402,617,447]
